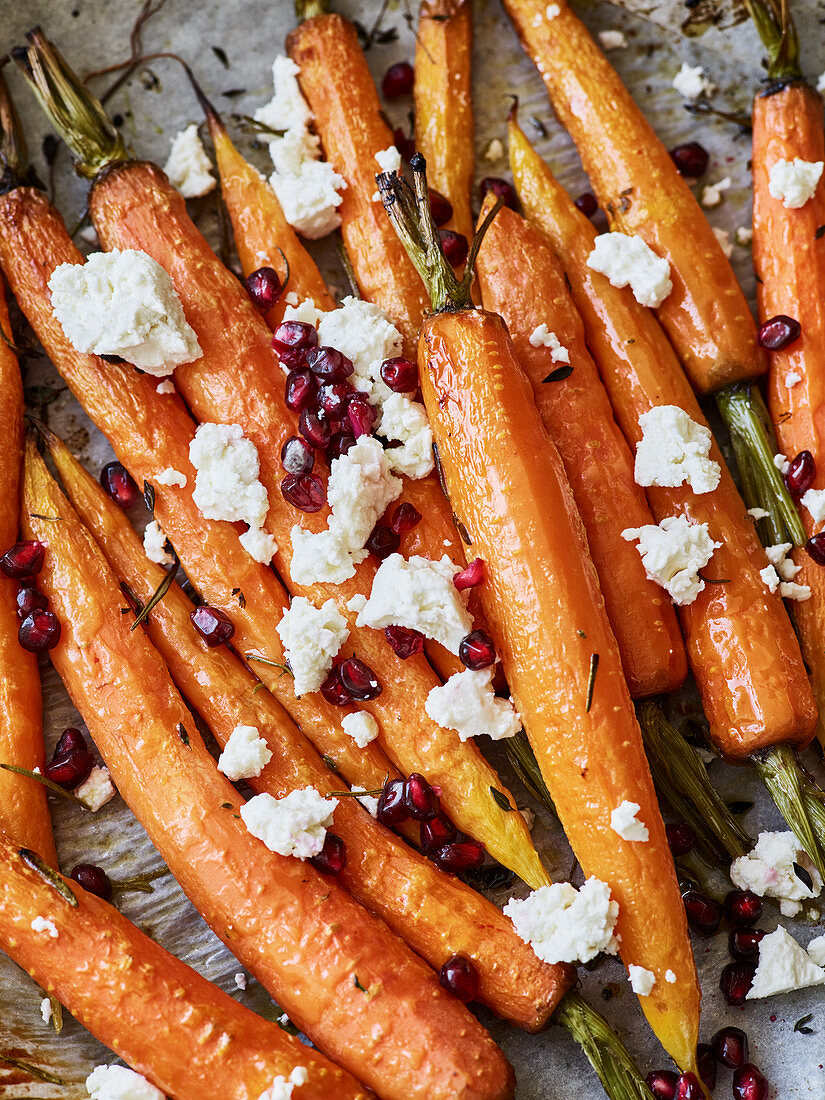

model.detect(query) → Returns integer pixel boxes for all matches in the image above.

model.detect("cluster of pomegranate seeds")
[729,926,764,961]
[712,1026,749,1068]
[0,540,60,652]
[459,629,497,670]
[281,436,315,476]
[1,540,45,579]
[720,960,756,1005]
[380,356,418,393]
[384,624,424,659]
[806,531,825,564]
[321,657,382,703]
[391,503,421,535]
[645,1070,678,1100]
[683,889,723,936]
[46,727,95,789]
[429,189,453,227]
[696,1044,717,1089]
[281,472,326,513]
[438,954,479,1003]
[440,229,469,267]
[724,889,762,925]
[393,126,416,162]
[100,461,139,508]
[479,177,518,210]
[71,863,113,901]
[244,266,282,312]
[19,609,62,653]
[757,314,801,350]
[669,141,709,178]
[785,449,815,496]
[382,60,414,99]
[309,832,346,875]
[733,1065,768,1100]
[573,192,598,218]
[366,524,400,560]
[666,821,696,858]
[454,558,484,591]
[190,605,235,648]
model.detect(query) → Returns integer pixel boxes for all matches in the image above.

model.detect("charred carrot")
[22,437,515,1100]
[475,196,686,698]
[380,158,700,1073]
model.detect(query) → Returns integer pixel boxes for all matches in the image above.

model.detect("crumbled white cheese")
[289,526,354,586]
[241,788,337,859]
[808,933,825,967]
[672,62,714,100]
[372,146,402,200]
[163,124,216,199]
[40,997,52,1024]
[747,507,770,520]
[587,233,672,308]
[30,916,58,938]
[234,972,247,990]
[257,1067,309,1100]
[818,72,825,95]
[598,29,627,49]
[528,324,570,363]
[217,725,273,781]
[238,525,279,565]
[780,580,812,602]
[760,564,781,593]
[86,1064,164,1100]
[747,925,825,999]
[425,668,521,741]
[143,520,173,566]
[276,596,349,696]
[155,467,187,488]
[358,552,472,653]
[763,543,811,601]
[255,57,312,133]
[634,406,721,494]
[712,227,733,259]
[504,878,620,964]
[378,393,434,479]
[802,488,825,527]
[701,177,731,208]
[785,371,803,389]
[628,964,656,996]
[281,297,323,331]
[48,250,202,375]
[623,515,720,605]
[665,969,677,983]
[768,158,824,209]
[610,800,649,842]
[484,138,505,163]
[774,452,790,474]
[346,593,367,614]
[520,807,536,831]
[545,3,560,17]
[735,226,753,246]
[156,379,175,395]
[342,711,380,747]
[351,787,380,817]
[731,831,823,916]
[76,766,116,811]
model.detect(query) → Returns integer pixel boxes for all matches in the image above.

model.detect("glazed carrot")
[508,114,818,760]
[475,197,686,699]
[380,161,700,1073]
[0,832,363,1100]
[47,428,572,1033]
[21,437,515,1100]
[414,0,475,243]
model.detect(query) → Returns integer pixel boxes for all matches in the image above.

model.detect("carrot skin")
[509,118,818,756]
[475,199,687,698]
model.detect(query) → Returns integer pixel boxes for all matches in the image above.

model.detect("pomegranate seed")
[453,558,484,590]
[100,462,139,508]
[190,605,235,648]
[393,127,416,162]
[729,926,765,961]
[439,229,469,266]
[299,407,332,449]
[1,540,45,579]
[675,1072,703,1100]
[244,266,282,311]
[377,777,408,826]
[71,863,112,901]
[724,889,762,926]
[278,346,308,372]
[669,141,709,178]
[404,773,438,820]
[757,314,801,350]
[306,346,353,383]
[683,890,723,936]
[479,177,518,210]
[272,320,318,355]
[384,624,424,659]
[280,436,315,475]
[459,629,497,670]
[327,431,356,461]
[429,189,453,227]
[435,840,485,873]
[438,954,479,1002]
[785,449,815,496]
[382,60,414,99]
[280,473,326,512]
[711,1026,749,1068]
[285,368,318,412]
[309,832,346,875]
[46,729,94,788]
[366,525,400,560]
[719,961,755,1006]
[696,1044,717,1090]
[420,813,456,852]
[16,584,48,620]
[391,503,421,535]
[18,609,61,652]
[732,1064,768,1100]
[666,822,696,858]
[645,1071,678,1100]
[380,356,418,393]
[318,382,355,422]
[346,398,377,438]
[806,532,825,565]
[320,665,350,707]
[54,727,87,757]
[339,656,382,700]
[574,192,598,217]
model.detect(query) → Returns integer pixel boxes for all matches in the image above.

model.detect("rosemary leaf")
[490,786,513,812]
[585,653,599,713]
[131,549,178,631]
[244,652,293,677]
[0,763,90,807]
[19,848,78,907]
[0,1056,68,1085]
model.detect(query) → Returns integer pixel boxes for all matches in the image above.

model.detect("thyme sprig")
[0,763,91,808]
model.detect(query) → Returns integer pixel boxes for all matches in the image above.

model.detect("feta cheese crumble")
[255,56,311,133]
[48,250,202,375]
[240,788,337,859]
[528,324,570,362]
[598,29,627,49]
[785,371,802,388]
[234,971,247,990]
[163,124,216,198]
[484,138,504,162]
[342,711,380,747]
[774,452,790,474]
[808,933,825,967]
[351,786,380,817]
[747,507,770,520]
[31,916,58,938]
[276,596,349,696]
[504,878,620,964]
[747,925,825,999]
[143,520,173,566]
[155,467,187,488]
[86,1064,164,1100]
[628,964,656,996]
[257,1067,309,1100]
[425,668,521,741]
[763,543,810,601]
[622,515,720,605]
[217,725,273,781]
[672,62,714,101]
[633,406,721,494]
[610,800,649,843]
[587,233,672,308]
[665,969,677,983]
[701,177,731,208]
[712,227,733,259]
[545,3,560,17]
[76,765,116,811]
[156,379,175,395]
[730,831,823,916]
[735,226,753,246]
[372,146,402,200]
[801,488,825,527]
[768,158,824,209]
[40,997,52,1024]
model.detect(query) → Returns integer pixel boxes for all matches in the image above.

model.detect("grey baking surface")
[1,0,825,1096]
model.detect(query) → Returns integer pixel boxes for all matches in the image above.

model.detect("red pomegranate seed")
[46,729,94,788]
[280,473,326,513]
[719,961,755,1006]
[299,407,332,449]
[327,431,356,461]
[366,525,400,560]
[339,656,382,700]
[711,1026,749,1068]
[453,558,484,590]
[244,266,282,311]
[71,863,113,901]
[574,192,598,218]
[666,822,696,858]
[384,624,424,659]
[732,1064,768,1100]
[806,532,825,565]
[272,320,318,355]
[100,462,139,508]
[675,1072,703,1100]
[438,954,479,1002]
[380,356,418,393]
[459,629,497,670]
[346,398,377,438]
[404,773,438,820]
[435,840,485,873]
[785,449,816,496]
[280,436,315,475]
[645,1070,678,1100]
[439,229,469,266]
[309,832,346,875]
[1,540,45,579]
[420,813,456,852]
[669,141,709,178]
[757,314,801,350]
[382,60,414,99]
[377,777,409,826]
[391,503,422,535]
[285,368,318,412]
[318,381,355,422]
[729,926,765,961]
[724,889,762,926]
[696,1045,717,1090]
[393,126,416,162]
[54,727,87,757]
[428,188,453,227]
[320,665,350,707]
[190,605,235,648]
[18,609,61,652]
[16,584,48,620]
[683,890,723,936]
[306,346,353,383]
[479,177,518,210]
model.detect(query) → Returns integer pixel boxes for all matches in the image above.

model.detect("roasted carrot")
[380,160,700,1073]
[22,437,515,1100]
[414,0,475,243]
[475,196,686,698]
[0,832,364,1100]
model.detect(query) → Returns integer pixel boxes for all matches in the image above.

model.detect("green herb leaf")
[244,652,293,677]
[178,723,190,748]
[0,762,90,807]
[794,1013,814,1034]
[19,848,78,907]
[542,365,574,383]
[353,974,367,992]
[489,786,512,812]
[585,653,599,713]
[0,1056,68,1085]
[143,479,155,513]
[131,548,178,631]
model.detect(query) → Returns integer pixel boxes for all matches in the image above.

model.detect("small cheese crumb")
[346,593,367,614]
[747,507,770,520]
[801,487,825,526]
[598,29,627,49]
[545,3,560,17]
[484,138,505,163]
[587,233,672,308]
[163,124,216,198]
[504,878,620,964]
[342,711,380,747]
[218,725,273,781]
[40,997,52,1024]
[241,788,337,859]
[425,668,521,741]
[768,158,824,209]
[774,452,790,474]
[735,226,753,246]
[747,925,825,999]
[610,800,649,842]
[622,515,720,606]
[712,227,733,259]
[785,371,802,388]
[156,379,175,395]
[760,564,780,594]
[763,543,811,601]
[255,57,311,133]
[31,916,58,938]
[780,580,812,602]
[672,62,714,101]
[76,766,116,811]
[155,467,187,488]
[257,1067,309,1100]
[238,526,279,564]
[528,324,570,363]
[628,964,656,996]
[731,831,822,916]
[634,406,721,494]
[372,146,402,200]
[701,177,731,208]
[143,520,173,566]
[665,969,677,983]
[277,596,349,696]
[351,787,380,817]
[86,1064,164,1100]
[808,934,825,967]
[818,72,825,95]
[234,972,247,990]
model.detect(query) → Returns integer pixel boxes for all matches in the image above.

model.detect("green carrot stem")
[752,744,825,878]
[556,991,655,1100]
[501,731,556,817]
[742,0,802,83]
